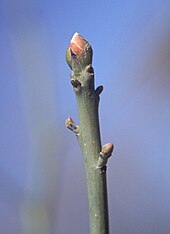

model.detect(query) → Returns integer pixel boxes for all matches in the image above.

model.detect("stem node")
[65,117,79,135]
[97,143,114,168]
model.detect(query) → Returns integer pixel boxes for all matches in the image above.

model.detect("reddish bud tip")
[66,32,93,71]
[70,32,88,56]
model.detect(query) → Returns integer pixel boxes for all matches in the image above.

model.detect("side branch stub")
[65,117,79,135]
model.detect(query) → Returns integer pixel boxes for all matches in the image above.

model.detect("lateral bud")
[65,117,79,135]
[71,78,82,93]
[95,85,103,96]
[97,143,114,169]
[100,143,113,159]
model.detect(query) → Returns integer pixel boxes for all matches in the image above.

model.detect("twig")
[65,32,114,234]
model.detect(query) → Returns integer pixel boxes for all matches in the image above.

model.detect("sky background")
[0,0,170,233]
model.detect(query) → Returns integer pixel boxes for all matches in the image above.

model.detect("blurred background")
[0,0,170,233]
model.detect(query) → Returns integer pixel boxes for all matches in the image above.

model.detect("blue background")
[0,0,170,233]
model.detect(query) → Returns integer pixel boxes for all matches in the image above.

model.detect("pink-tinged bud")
[97,143,114,168]
[70,33,87,55]
[100,143,114,159]
[66,32,93,71]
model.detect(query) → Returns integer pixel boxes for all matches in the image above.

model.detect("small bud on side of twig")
[100,143,114,159]
[97,143,114,169]
[70,78,82,93]
[65,117,79,135]
[66,32,93,72]
[85,64,94,74]
[95,86,103,96]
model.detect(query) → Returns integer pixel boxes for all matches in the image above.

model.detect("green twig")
[65,32,113,234]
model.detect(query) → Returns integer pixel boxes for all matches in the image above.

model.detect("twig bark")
[65,32,113,234]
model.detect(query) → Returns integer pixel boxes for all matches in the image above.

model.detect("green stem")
[76,80,109,233]
[66,33,113,234]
